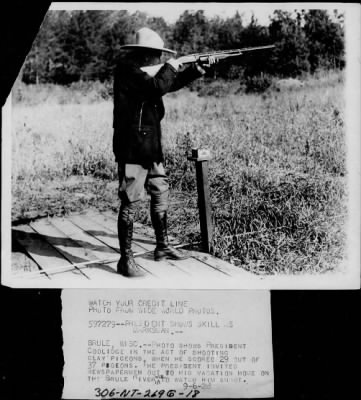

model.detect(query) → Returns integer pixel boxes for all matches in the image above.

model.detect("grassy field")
[11,71,347,274]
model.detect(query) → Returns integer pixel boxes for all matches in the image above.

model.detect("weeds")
[11,71,347,273]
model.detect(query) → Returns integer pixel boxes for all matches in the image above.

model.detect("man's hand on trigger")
[196,56,218,75]
[203,56,218,67]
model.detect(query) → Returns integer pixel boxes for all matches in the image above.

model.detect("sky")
[50,2,346,26]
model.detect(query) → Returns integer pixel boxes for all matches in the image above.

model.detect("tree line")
[22,9,345,85]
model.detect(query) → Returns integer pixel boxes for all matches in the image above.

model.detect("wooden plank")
[69,212,148,254]
[189,251,249,276]
[30,219,95,280]
[49,216,153,277]
[11,250,44,275]
[11,233,41,275]
[48,217,118,258]
[45,217,124,276]
[12,225,85,280]
[56,260,162,287]
[167,256,230,278]
[63,260,129,282]
[135,255,193,280]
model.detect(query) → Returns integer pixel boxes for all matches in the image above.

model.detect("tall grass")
[11,71,347,273]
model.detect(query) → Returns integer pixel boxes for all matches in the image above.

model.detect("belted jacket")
[113,60,202,168]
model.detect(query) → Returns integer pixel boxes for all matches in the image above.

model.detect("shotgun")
[141,45,275,77]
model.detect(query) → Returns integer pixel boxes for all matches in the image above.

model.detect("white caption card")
[62,290,273,399]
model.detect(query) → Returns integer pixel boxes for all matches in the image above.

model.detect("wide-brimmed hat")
[120,27,176,54]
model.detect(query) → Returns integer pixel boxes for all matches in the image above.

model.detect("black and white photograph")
[2,2,360,288]
[0,3,360,400]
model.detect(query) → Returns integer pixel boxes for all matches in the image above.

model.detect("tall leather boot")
[151,210,189,261]
[117,211,143,277]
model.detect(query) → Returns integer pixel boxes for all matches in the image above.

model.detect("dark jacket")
[113,60,202,168]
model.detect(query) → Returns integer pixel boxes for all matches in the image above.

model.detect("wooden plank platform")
[11,209,254,287]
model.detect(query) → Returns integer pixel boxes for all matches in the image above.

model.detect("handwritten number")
[94,388,200,398]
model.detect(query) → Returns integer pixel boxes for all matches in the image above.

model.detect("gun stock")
[141,64,164,76]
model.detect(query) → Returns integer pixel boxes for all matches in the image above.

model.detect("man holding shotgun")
[113,27,216,277]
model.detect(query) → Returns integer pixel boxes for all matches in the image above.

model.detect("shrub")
[244,74,273,93]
